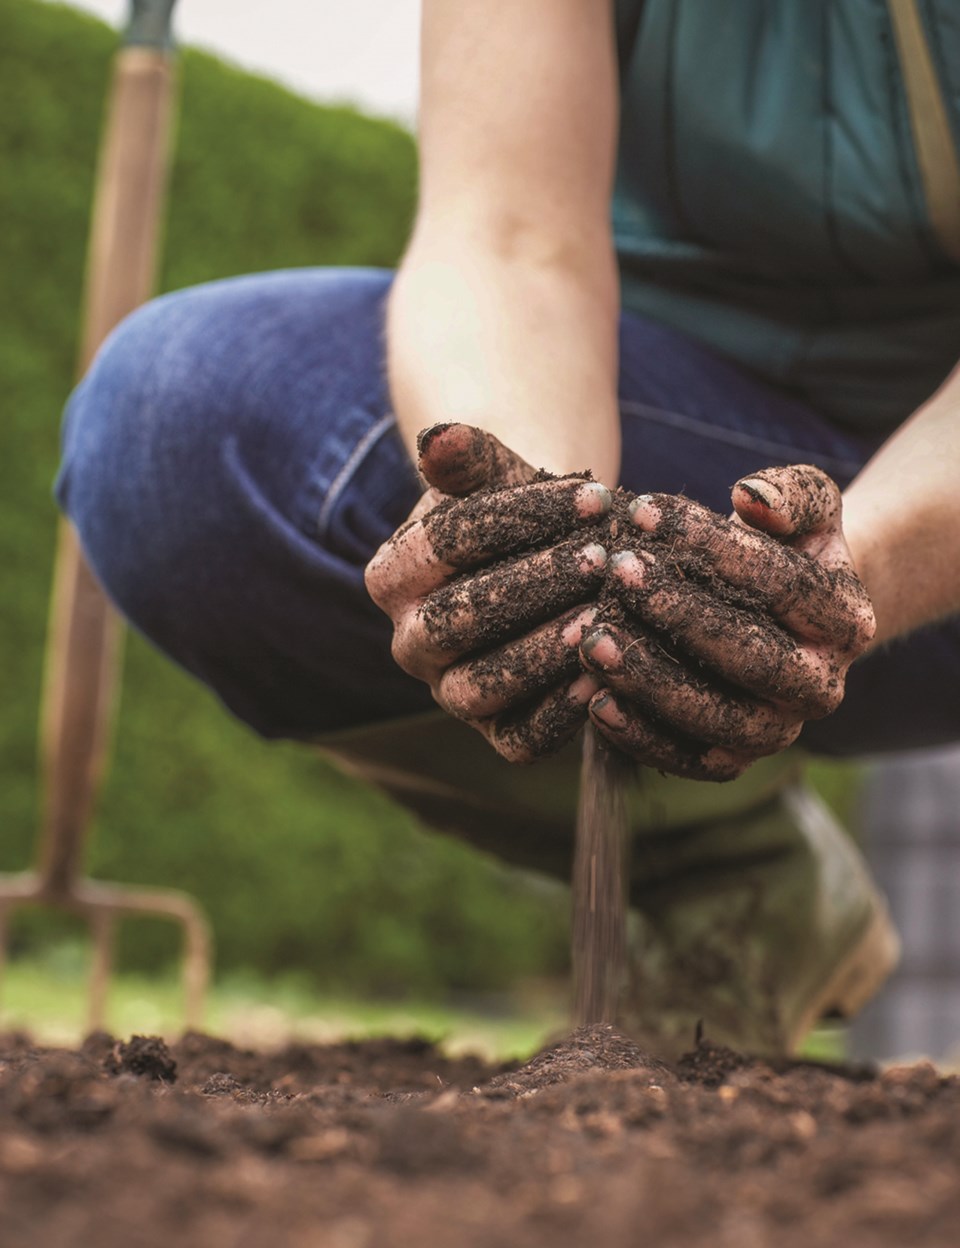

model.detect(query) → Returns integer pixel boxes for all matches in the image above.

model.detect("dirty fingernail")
[581,629,620,668]
[575,482,613,515]
[580,628,606,656]
[736,477,782,509]
[590,690,628,729]
[416,424,451,455]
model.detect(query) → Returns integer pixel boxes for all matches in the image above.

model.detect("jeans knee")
[54,268,418,736]
[57,288,237,639]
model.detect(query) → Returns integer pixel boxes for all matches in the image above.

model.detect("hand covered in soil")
[365,423,611,761]
[579,466,876,780]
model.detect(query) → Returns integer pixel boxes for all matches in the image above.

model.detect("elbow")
[402,203,618,298]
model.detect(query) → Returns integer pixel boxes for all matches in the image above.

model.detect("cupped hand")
[364,424,612,761]
[579,465,876,780]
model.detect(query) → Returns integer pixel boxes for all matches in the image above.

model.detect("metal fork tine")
[0,872,212,1035]
[88,908,115,1033]
[181,905,212,1031]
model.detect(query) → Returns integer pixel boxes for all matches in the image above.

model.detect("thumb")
[417,423,538,497]
[732,464,842,546]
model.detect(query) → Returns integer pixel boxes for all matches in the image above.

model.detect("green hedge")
[0,0,570,992]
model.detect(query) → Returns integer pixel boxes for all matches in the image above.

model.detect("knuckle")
[701,752,749,782]
[728,717,781,755]
[850,601,877,651]
[783,650,838,716]
[435,669,477,721]
[826,573,876,653]
[745,727,797,758]
[490,733,536,765]
[363,549,391,605]
[805,676,845,718]
[389,627,414,673]
[390,617,432,680]
[695,526,727,561]
[822,681,846,714]
[769,719,803,752]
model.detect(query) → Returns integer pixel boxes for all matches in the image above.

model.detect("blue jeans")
[57,268,960,758]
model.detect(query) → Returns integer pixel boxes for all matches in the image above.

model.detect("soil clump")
[1,1027,957,1247]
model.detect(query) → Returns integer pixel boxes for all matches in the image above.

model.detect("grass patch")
[0,944,566,1061]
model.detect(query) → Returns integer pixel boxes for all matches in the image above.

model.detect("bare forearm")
[387,231,621,486]
[844,364,960,645]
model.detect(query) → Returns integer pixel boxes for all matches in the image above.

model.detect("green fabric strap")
[887,0,960,263]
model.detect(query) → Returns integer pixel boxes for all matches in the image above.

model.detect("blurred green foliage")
[0,0,571,993]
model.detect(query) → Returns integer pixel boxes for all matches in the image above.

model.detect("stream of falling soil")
[572,724,631,1025]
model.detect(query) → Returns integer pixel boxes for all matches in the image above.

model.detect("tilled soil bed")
[1,1024,958,1248]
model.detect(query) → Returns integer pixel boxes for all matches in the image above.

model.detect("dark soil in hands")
[2,1026,957,1247]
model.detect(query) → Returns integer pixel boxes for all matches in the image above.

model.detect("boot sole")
[788,901,901,1051]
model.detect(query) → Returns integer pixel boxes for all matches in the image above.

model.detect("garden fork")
[0,0,211,1033]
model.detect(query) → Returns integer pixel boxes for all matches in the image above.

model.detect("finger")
[392,539,607,678]
[588,691,750,781]
[438,606,598,720]
[482,673,601,764]
[417,423,539,495]
[365,486,445,610]
[422,478,610,566]
[731,464,841,542]
[731,468,875,648]
[626,493,874,651]
[608,551,846,717]
[367,479,611,613]
[580,625,802,754]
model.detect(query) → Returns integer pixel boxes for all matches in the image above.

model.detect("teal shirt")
[613,0,960,430]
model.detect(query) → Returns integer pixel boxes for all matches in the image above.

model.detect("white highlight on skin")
[608,550,645,586]
[628,496,662,530]
[578,543,607,573]
[575,482,613,516]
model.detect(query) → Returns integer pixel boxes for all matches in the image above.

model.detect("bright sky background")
[55,0,422,127]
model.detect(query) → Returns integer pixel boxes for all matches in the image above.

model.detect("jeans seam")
[619,398,866,476]
[316,412,397,540]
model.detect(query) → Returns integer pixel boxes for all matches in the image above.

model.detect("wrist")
[844,488,960,648]
[388,241,621,485]
[843,522,893,649]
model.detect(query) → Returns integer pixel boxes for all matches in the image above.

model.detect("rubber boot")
[622,781,900,1057]
[317,713,899,1055]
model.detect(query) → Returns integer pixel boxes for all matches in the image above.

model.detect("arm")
[366,1,622,761]
[388,0,621,483]
[844,364,960,645]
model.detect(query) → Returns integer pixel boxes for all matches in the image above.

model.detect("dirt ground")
[1,1024,958,1248]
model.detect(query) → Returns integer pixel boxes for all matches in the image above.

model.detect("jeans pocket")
[308,409,421,566]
